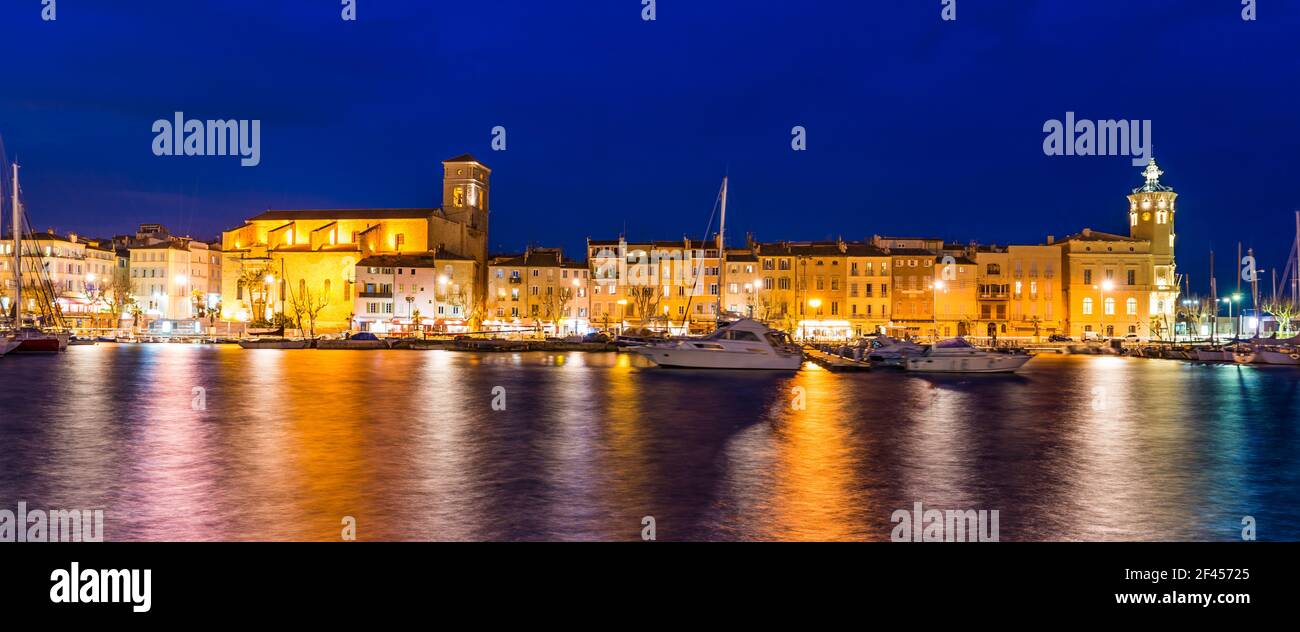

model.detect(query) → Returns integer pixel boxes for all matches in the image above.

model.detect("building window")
[1126,298,1137,315]
[1104,298,1115,315]
[1083,269,1092,284]
[1082,297,1093,315]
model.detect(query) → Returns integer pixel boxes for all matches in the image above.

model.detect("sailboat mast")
[1210,250,1217,344]
[717,176,727,319]
[10,163,19,328]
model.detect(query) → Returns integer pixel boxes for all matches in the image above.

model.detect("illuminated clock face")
[1142,212,1151,221]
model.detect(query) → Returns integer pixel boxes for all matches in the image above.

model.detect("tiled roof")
[248,209,435,222]
[1062,229,1138,242]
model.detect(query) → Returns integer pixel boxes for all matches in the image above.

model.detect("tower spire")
[1135,157,1171,193]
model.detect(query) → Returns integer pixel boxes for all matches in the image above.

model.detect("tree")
[1177,297,1212,339]
[300,286,330,338]
[102,267,135,333]
[629,285,660,327]
[451,286,484,330]
[237,266,273,319]
[1149,317,1168,341]
[546,287,575,333]
[1262,300,1298,334]
[128,303,145,333]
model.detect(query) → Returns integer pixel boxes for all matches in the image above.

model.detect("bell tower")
[441,154,490,231]
[1126,158,1175,259]
[1126,158,1179,330]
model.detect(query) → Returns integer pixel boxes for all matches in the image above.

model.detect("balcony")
[508,277,522,284]
[359,291,392,299]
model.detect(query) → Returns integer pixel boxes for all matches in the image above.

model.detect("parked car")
[1048,334,1073,342]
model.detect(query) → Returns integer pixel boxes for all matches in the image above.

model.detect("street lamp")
[930,280,946,342]
[1232,293,1243,337]
[1222,294,1243,339]
[616,298,628,335]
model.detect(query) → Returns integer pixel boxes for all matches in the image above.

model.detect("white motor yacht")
[904,338,1033,373]
[864,335,926,367]
[631,318,803,370]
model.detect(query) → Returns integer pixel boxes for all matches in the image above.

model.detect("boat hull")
[0,340,20,356]
[11,336,64,354]
[905,354,1032,373]
[1194,349,1232,362]
[238,340,312,350]
[1254,349,1300,365]
[632,346,803,370]
[316,340,389,350]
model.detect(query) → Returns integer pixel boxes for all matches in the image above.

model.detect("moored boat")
[8,328,67,353]
[630,318,803,370]
[1193,347,1233,362]
[408,340,450,350]
[1253,348,1300,365]
[864,335,925,368]
[316,332,390,349]
[238,338,312,350]
[0,338,19,357]
[904,337,1033,373]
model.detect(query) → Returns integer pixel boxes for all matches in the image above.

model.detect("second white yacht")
[631,318,804,370]
[904,338,1033,373]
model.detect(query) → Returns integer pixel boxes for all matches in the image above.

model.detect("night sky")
[2,1,1297,295]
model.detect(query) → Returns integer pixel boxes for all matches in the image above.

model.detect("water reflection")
[1,349,1297,541]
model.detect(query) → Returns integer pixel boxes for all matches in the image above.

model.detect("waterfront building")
[486,247,589,336]
[974,243,1068,340]
[932,254,979,339]
[586,237,721,335]
[722,249,761,319]
[745,239,892,339]
[353,250,478,334]
[129,239,221,322]
[888,248,941,339]
[0,230,123,331]
[1061,160,1179,340]
[219,154,491,332]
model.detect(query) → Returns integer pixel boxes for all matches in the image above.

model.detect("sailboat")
[4,162,68,353]
[631,177,805,370]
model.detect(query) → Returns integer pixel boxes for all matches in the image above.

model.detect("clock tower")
[1127,158,1175,259]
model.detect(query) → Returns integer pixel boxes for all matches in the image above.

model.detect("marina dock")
[803,347,871,372]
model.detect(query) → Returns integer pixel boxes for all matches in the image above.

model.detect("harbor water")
[1,345,1297,541]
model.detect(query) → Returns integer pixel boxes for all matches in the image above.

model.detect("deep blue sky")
[2,0,1298,294]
